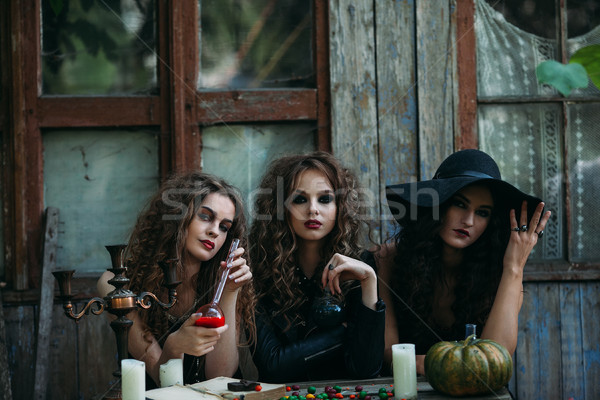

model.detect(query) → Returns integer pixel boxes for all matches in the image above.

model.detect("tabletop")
[289,376,511,400]
[145,376,512,400]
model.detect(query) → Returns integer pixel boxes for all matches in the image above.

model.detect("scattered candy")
[287,386,292,391]
[308,386,317,394]
[255,385,262,391]
[354,385,363,392]
[292,385,301,390]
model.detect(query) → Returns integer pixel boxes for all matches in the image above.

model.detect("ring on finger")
[520,225,528,232]
[536,230,544,238]
[511,227,520,232]
[328,264,335,271]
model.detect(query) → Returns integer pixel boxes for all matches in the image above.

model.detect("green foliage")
[536,44,600,96]
[49,0,63,16]
[570,44,600,91]
[536,60,589,96]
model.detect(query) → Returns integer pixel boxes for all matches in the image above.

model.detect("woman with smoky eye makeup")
[377,149,551,376]
[97,172,256,388]
[249,151,386,383]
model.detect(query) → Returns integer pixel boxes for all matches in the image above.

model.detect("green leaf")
[536,60,589,97]
[49,0,63,16]
[570,44,600,91]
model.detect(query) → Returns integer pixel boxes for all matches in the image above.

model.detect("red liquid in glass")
[194,316,225,328]
[193,239,240,330]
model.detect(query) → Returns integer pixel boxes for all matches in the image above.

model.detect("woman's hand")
[321,253,378,310]
[503,201,552,273]
[223,246,252,292]
[321,253,376,294]
[166,314,229,358]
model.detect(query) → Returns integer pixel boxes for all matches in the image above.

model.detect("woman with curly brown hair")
[378,149,552,376]
[97,172,256,388]
[249,151,386,383]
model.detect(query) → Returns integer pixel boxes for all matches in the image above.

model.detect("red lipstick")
[305,219,322,229]
[453,229,470,238]
[201,239,215,249]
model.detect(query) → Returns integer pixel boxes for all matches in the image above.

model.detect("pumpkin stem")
[464,333,477,345]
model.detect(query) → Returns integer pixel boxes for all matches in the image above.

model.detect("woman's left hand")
[321,253,376,295]
[223,246,252,292]
[504,201,552,271]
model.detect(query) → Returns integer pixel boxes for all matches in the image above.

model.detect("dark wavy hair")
[390,183,511,344]
[124,171,255,346]
[250,152,371,328]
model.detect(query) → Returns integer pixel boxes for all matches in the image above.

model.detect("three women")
[98,148,549,384]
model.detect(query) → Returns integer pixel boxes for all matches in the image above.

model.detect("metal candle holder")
[52,245,181,398]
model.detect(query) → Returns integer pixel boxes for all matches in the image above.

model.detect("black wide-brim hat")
[386,149,543,222]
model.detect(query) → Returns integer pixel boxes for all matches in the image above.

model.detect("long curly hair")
[250,151,370,328]
[124,171,256,346]
[389,184,510,344]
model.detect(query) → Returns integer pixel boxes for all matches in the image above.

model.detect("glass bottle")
[465,323,477,339]
[311,287,345,328]
[194,239,240,328]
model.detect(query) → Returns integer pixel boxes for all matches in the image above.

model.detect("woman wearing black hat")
[376,149,551,375]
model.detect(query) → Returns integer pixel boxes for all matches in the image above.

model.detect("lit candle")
[159,358,183,387]
[392,343,417,400]
[121,359,145,400]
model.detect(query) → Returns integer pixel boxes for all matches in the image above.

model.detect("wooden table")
[145,376,511,400]
[289,376,511,399]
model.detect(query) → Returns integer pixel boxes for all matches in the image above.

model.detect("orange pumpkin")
[424,334,513,396]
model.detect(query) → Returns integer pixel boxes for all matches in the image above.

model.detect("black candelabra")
[52,245,181,399]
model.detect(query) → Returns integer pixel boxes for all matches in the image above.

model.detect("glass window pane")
[199,0,313,89]
[567,104,600,262]
[568,0,600,38]
[485,0,557,39]
[478,103,564,261]
[42,0,157,95]
[43,129,159,273]
[201,123,316,214]
[476,0,558,98]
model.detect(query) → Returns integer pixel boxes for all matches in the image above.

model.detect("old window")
[459,0,600,279]
[1,0,329,294]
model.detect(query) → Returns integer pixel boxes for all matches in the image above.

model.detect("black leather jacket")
[252,284,386,383]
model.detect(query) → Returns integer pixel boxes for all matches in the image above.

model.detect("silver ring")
[328,264,335,271]
[511,227,520,232]
[520,225,528,232]
[537,230,544,238]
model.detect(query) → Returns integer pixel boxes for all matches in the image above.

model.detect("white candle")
[121,359,145,400]
[392,343,417,400]
[159,358,183,387]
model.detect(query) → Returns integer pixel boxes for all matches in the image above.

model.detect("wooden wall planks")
[5,305,36,400]
[329,0,380,243]
[560,283,586,400]
[374,0,418,241]
[415,1,454,180]
[581,282,600,400]
[78,308,118,400]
